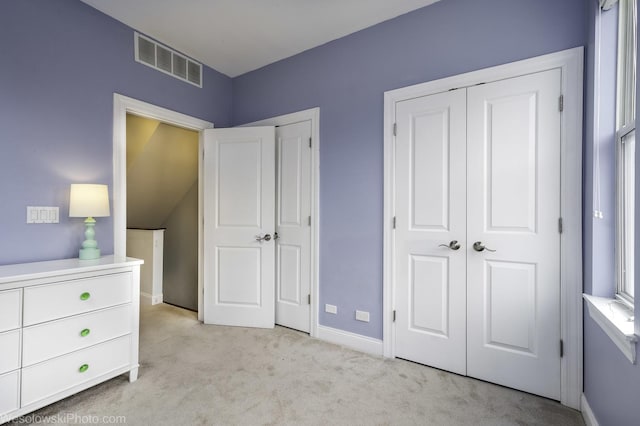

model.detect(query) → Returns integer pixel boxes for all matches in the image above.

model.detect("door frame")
[112,94,214,321]
[241,107,320,338]
[382,47,583,409]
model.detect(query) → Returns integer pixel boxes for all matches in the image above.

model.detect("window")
[616,0,637,304]
[584,0,637,365]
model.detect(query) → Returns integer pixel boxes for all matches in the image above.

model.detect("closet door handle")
[438,240,461,250]
[473,241,496,252]
[255,233,272,242]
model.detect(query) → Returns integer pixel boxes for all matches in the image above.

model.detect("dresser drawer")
[0,330,21,374]
[0,370,20,418]
[21,335,131,406]
[24,272,132,326]
[23,304,132,367]
[0,289,21,332]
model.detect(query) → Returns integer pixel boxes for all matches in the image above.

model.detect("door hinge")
[393,123,397,136]
[393,310,396,322]
[392,216,396,229]
[558,217,563,234]
[309,137,312,148]
[308,215,311,226]
[308,294,311,305]
[559,95,564,112]
[560,339,564,358]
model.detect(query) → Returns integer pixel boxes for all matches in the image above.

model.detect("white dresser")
[0,256,142,422]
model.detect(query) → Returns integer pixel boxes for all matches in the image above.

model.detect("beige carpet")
[18,303,584,425]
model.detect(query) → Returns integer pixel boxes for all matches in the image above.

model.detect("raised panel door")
[203,127,276,328]
[275,121,312,332]
[394,89,467,374]
[466,69,562,400]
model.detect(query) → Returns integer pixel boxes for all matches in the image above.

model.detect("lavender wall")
[0,0,232,265]
[582,0,640,424]
[232,0,587,339]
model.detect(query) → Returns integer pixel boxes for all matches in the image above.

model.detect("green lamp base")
[78,217,101,260]
[79,247,101,260]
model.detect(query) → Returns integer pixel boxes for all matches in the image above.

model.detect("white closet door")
[275,120,312,332]
[466,69,562,400]
[203,127,276,328]
[394,89,467,375]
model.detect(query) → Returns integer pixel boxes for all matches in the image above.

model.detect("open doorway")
[112,94,214,321]
[126,114,199,311]
[113,95,320,331]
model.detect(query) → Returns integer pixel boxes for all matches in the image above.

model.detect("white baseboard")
[316,325,383,356]
[140,292,163,306]
[581,393,599,426]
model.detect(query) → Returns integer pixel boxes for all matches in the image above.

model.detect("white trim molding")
[112,94,213,321]
[382,47,584,409]
[584,294,637,363]
[316,325,383,357]
[581,394,600,426]
[240,107,321,339]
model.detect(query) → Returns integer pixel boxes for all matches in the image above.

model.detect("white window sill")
[583,294,637,363]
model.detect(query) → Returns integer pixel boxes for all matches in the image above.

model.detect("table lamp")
[69,184,110,260]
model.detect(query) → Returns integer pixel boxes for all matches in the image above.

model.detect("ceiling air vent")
[134,32,202,88]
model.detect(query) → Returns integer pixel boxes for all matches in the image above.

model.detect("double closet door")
[394,69,562,400]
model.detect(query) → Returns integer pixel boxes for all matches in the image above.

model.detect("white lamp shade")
[69,184,110,218]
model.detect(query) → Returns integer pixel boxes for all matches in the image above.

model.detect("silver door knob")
[256,234,272,242]
[439,240,461,250]
[473,241,496,252]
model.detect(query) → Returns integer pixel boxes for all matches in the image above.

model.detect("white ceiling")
[81,0,441,77]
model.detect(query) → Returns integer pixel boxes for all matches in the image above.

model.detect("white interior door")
[275,121,312,332]
[394,89,467,375]
[203,127,276,328]
[466,69,562,400]
[393,68,562,400]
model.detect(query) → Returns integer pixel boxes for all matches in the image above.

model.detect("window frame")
[615,0,636,306]
[616,124,635,303]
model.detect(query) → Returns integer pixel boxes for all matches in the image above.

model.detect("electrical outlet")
[325,304,337,314]
[355,310,370,322]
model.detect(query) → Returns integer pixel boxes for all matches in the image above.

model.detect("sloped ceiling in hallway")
[126,114,199,228]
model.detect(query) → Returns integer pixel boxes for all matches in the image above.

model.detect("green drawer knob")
[79,364,89,373]
[80,328,91,337]
[80,292,91,301]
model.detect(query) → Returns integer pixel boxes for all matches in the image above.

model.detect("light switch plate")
[27,206,59,224]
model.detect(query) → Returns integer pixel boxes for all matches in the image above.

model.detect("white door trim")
[112,94,214,321]
[241,107,320,338]
[382,47,583,409]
